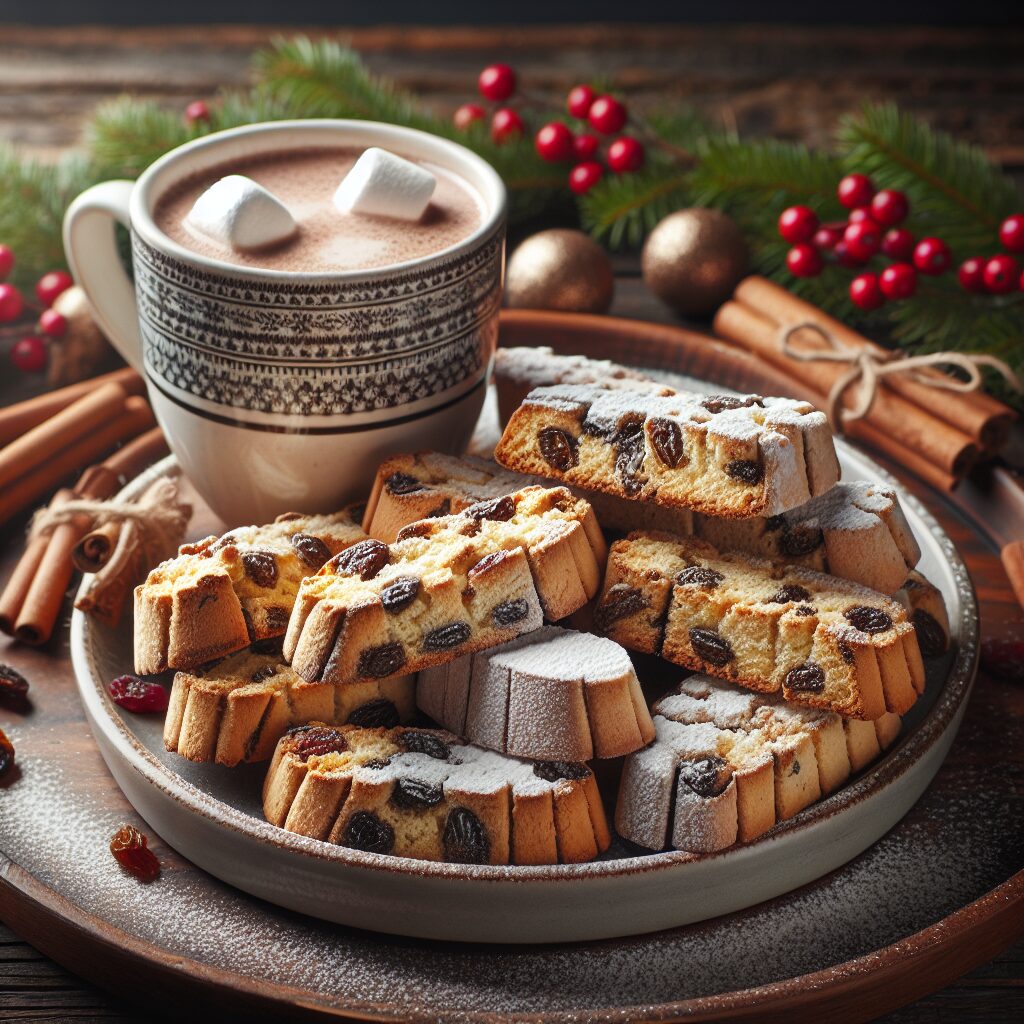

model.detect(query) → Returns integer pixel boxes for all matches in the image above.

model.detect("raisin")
[250,635,284,657]
[348,503,367,524]
[913,609,948,657]
[391,778,444,810]
[443,807,489,864]
[328,539,389,580]
[724,460,764,485]
[400,732,452,761]
[468,550,508,579]
[346,698,399,729]
[844,605,893,634]
[363,757,393,770]
[286,724,349,759]
[250,665,277,683]
[676,566,724,589]
[537,427,577,471]
[0,727,14,779]
[358,642,406,679]
[108,675,169,714]
[242,551,278,589]
[426,499,451,518]
[648,417,686,468]
[533,761,589,783]
[796,605,816,616]
[380,576,420,613]
[264,606,289,633]
[424,621,471,651]
[466,495,515,522]
[786,662,825,693]
[679,756,732,798]
[110,824,160,882]
[396,521,433,541]
[701,395,744,414]
[771,584,812,604]
[764,515,786,532]
[689,628,734,666]
[460,519,482,537]
[595,584,648,632]
[386,472,424,495]
[838,640,856,664]
[780,526,823,558]
[291,533,331,570]
[493,598,530,627]
[0,664,30,709]
[614,423,646,496]
[342,812,395,855]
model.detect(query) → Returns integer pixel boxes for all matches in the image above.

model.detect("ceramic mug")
[63,120,506,525]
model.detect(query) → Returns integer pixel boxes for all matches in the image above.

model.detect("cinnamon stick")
[0,397,155,527]
[734,276,1015,451]
[713,299,978,481]
[72,521,123,574]
[1001,541,1024,613]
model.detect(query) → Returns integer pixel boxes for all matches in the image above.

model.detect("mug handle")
[63,180,144,373]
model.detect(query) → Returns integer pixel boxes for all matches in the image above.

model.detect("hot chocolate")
[155,146,485,273]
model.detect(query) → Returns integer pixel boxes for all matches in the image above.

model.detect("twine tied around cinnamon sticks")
[778,321,1024,429]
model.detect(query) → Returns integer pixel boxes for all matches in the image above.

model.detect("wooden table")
[1,23,1023,1023]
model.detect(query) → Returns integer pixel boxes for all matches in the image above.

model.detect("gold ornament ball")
[641,209,748,317]
[505,229,614,314]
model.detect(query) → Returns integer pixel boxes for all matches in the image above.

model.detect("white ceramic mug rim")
[128,118,507,282]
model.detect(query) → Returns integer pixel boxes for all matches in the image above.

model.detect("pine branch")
[579,163,690,249]
[87,97,195,180]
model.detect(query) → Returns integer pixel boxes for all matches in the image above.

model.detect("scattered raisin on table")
[0,727,15,779]
[0,664,30,709]
[110,824,161,882]
[109,675,169,714]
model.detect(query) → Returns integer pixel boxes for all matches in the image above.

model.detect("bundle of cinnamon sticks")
[714,277,1016,491]
[0,368,170,645]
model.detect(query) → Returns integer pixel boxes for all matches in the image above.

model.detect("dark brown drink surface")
[154,146,485,272]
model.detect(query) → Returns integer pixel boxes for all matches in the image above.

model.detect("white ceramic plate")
[70,384,978,945]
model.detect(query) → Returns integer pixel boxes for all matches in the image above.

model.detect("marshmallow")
[185,175,297,251]
[333,147,437,222]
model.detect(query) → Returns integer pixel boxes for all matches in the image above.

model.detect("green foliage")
[580,163,690,249]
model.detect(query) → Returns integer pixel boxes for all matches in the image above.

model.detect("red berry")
[849,272,885,311]
[567,85,596,119]
[109,675,169,714]
[913,237,952,276]
[35,270,73,306]
[587,95,627,135]
[184,100,210,125]
[958,257,987,293]
[999,214,1024,253]
[870,189,909,227]
[786,243,823,278]
[568,162,604,195]
[607,136,645,173]
[479,64,516,102]
[534,122,574,163]
[843,219,882,262]
[0,282,23,322]
[833,241,865,268]
[110,824,160,883]
[847,207,873,224]
[491,108,524,144]
[38,308,67,337]
[881,228,915,260]
[453,103,485,130]
[10,335,47,373]
[879,262,917,300]
[572,133,600,161]
[837,173,875,210]
[983,254,1020,294]
[0,244,13,280]
[778,206,819,244]
[812,224,844,251]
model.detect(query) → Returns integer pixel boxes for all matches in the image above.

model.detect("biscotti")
[134,506,368,675]
[285,487,606,686]
[596,531,925,719]
[262,723,612,865]
[494,383,840,518]
[493,346,667,426]
[417,625,655,761]
[616,674,901,854]
[164,647,416,766]
[897,571,950,658]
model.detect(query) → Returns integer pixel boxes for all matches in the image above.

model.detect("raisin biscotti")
[597,532,925,719]
[494,383,840,518]
[134,507,368,675]
[285,487,606,686]
[417,625,655,761]
[262,723,611,865]
[164,647,415,766]
[616,674,901,854]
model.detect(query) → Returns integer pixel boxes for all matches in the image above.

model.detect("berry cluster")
[0,243,73,373]
[455,65,645,195]
[779,174,1024,310]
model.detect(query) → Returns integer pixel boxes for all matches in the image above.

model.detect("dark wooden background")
[1,22,1023,1023]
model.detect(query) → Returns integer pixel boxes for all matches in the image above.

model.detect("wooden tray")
[1,310,1022,1021]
